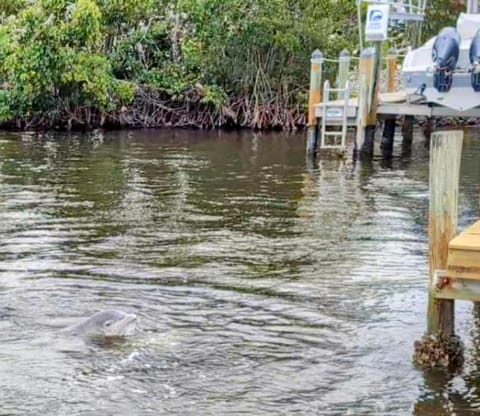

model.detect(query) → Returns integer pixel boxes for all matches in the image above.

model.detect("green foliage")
[0,0,134,121]
[0,0,28,17]
[422,0,464,41]
[0,0,359,126]
[109,0,357,105]
[0,90,14,122]
[96,0,157,33]
[176,0,357,97]
[200,85,228,110]
[109,21,172,80]
[66,0,102,48]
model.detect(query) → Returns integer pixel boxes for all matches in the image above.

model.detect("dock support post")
[423,117,434,148]
[386,48,397,93]
[359,42,382,160]
[401,115,414,152]
[381,115,396,159]
[306,50,324,156]
[356,48,373,159]
[428,130,463,336]
[336,49,350,100]
[381,47,398,153]
[414,130,464,367]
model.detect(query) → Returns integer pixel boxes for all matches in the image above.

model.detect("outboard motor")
[432,27,461,93]
[470,29,480,91]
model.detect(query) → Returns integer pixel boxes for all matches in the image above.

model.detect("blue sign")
[369,10,384,21]
[365,4,390,41]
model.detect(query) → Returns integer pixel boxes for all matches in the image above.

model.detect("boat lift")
[308,0,480,156]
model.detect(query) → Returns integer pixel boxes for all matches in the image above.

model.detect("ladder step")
[321,79,350,150]
[322,144,345,149]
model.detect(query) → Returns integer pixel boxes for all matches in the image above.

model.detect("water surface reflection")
[0,128,480,415]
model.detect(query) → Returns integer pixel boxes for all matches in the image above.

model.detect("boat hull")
[403,71,480,111]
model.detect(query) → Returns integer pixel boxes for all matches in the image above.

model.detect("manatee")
[64,310,137,337]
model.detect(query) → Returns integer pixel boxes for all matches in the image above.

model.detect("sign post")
[359,4,390,159]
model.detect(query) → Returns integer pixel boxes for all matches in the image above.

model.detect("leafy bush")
[0,0,359,128]
[0,0,135,122]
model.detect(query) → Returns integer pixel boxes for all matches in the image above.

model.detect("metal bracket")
[433,270,449,291]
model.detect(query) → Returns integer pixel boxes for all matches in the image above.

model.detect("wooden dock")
[305,46,480,159]
[314,90,480,120]
[304,1,480,368]
[447,220,480,281]
[432,220,480,303]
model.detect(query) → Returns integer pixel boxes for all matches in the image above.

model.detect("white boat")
[403,13,480,111]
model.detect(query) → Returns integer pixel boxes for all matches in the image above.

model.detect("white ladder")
[320,80,350,150]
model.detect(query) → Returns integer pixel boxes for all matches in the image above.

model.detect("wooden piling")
[381,115,396,159]
[423,117,434,148]
[428,130,463,336]
[386,48,398,93]
[336,49,350,100]
[359,42,382,159]
[402,115,414,151]
[306,50,323,156]
[356,48,374,158]
[413,130,464,368]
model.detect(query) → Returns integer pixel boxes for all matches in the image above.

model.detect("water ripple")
[0,129,480,415]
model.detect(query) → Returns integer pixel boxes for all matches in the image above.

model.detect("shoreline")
[2,83,479,133]
[0,86,308,133]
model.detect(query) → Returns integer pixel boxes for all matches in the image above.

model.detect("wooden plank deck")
[314,91,407,119]
[447,220,480,281]
[314,90,480,119]
[432,221,480,302]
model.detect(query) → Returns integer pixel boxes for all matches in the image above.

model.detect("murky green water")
[1,128,480,415]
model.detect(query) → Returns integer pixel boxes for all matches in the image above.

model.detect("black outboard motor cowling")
[432,27,461,93]
[470,29,480,91]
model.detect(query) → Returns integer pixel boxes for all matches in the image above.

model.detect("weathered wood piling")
[402,115,414,150]
[381,47,398,159]
[356,48,374,158]
[336,49,350,100]
[427,131,463,336]
[359,43,382,160]
[386,47,397,93]
[380,115,396,159]
[414,130,464,367]
[306,50,323,156]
